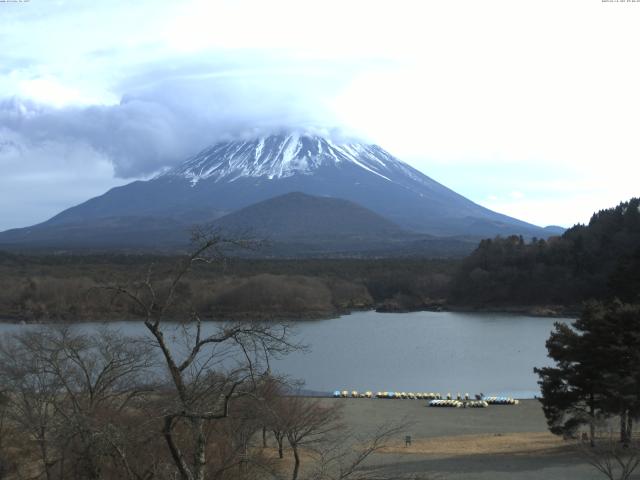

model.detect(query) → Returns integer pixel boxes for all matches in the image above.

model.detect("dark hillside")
[212,192,406,239]
[451,198,640,308]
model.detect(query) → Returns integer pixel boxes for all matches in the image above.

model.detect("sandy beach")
[315,398,615,480]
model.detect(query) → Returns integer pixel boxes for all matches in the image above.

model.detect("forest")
[0,198,639,323]
[451,198,640,310]
[0,253,454,322]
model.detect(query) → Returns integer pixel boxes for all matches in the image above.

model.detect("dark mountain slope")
[212,192,406,239]
[0,133,561,252]
[29,134,551,235]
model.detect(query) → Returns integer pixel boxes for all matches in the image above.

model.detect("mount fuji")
[0,133,562,254]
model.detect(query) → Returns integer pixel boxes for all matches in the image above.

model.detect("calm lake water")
[0,311,572,399]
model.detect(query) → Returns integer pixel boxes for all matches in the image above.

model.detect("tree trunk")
[192,417,207,480]
[626,414,633,446]
[59,451,65,480]
[262,426,267,448]
[589,395,595,447]
[38,427,53,480]
[274,432,284,459]
[291,444,300,480]
[621,410,630,447]
[79,439,102,480]
[163,416,193,480]
[84,461,102,480]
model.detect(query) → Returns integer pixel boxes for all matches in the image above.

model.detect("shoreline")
[444,304,579,319]
[314,398,599,479]
[0,304,578,324]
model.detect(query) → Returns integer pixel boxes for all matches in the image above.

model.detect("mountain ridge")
[0,133,563,253]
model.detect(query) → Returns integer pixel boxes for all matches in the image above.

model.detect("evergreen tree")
[535,301,640,445]
[535,319,603,445]
[582,302,640,446]
[453,197,640,307]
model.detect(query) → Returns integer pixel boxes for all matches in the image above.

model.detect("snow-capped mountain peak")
[1,131,554,249]
[161,133,408,186]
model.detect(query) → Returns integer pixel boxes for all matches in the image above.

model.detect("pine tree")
[535,301,640,446]
[535,319,603,445]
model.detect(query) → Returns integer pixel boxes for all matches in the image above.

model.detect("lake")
[0,310,572,398]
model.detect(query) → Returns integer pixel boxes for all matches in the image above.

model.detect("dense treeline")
[2,197,639,322]
[451,198,640,309]
[0,254,455,322]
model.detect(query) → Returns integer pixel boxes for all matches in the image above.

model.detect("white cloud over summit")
[0,0,639,229]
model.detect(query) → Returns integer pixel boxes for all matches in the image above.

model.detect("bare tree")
[307,422,407,480]
[255,374,293,458]
[0,392,8,478]
[47,328,155,480]
[0,327,156,480]
[0,330,64,480]
[107,229,298,480]
[578,426,640,480]
[265,394,343,480]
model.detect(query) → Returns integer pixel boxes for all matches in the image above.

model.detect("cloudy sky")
[1,0,639,231]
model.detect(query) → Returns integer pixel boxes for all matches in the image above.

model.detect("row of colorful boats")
[428,397,519,407]
[333,391,444,399]
[331,390,519,405]
[484,396,519,405]
[429,399,489,408]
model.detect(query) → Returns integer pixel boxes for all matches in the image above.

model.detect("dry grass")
[380,432,568,457]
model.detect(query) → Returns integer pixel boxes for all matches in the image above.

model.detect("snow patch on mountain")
[160,134,401,186]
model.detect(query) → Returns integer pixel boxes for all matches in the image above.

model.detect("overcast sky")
[1,0,639,231]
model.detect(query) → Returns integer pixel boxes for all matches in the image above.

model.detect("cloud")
[0,0,364,181]
[1,0,639,231]
[0,127,126,230]
[0,25,378,230]
[0,70,344,178]
[0,97,190,178]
